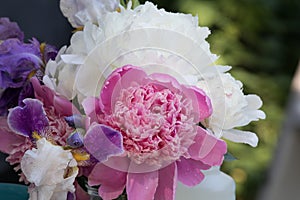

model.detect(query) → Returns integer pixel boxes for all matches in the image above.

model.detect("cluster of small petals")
[101,82,196,165]
[41,107,73,146]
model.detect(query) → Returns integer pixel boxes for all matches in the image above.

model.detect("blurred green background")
[141,0,300,199]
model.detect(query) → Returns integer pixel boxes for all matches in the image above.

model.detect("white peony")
[60,0,120,27]
[197,73,266,147]
[44,2,222,102]
[21,138,78,200]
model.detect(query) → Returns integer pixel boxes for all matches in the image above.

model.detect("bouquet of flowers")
[0,0,265,199]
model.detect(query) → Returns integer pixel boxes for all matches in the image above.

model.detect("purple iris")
[7,98,49,137]
[0,38,41,88]
[0,17,58,116]
[0,17,24,41]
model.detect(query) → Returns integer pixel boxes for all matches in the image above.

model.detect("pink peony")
[83,65,227,200]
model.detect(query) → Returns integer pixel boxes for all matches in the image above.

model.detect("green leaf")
[120,0,140,9]
[120,0,127,8]
[131,0,140,9]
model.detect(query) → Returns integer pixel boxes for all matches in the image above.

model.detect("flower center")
[103,83,196,166]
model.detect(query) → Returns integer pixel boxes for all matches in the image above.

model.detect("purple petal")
[84,124,123,162]
[67,128,84,148]
[65,114,86,129]
[0,17,24,41]
[176,157,209,187]
[0,39,41,88]
[126,171,159,200]
[42,43,58,63]
[7,98,49,137]
[154,163,177,200]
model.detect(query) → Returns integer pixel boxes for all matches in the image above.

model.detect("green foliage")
[121,0,140,9]
[141,0,300,199]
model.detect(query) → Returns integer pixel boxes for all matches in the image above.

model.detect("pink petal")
[188,86,212,121]
[189,127,227,166]
[31,77,80,116]
[176,157,209,187]
[126,171,159,200]
[31,77,54,107]
[148,73,181,90]
[154,163,177,200]
[100,65,146,113]
[88,163,126,199]
[0,117,25,154]
[99,185,126,200]
[53,94,79,116]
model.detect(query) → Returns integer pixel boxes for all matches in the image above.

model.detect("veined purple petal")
[0,17,24,41]
[8,98,49,137]
[84,124,123,162]
[65,114,86,129]
[67,128,85,148]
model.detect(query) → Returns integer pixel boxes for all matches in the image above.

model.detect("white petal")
[60,0,120,27]
[176,167,236,200]
[21,138,78,199]
[222,129,259,147]
[60,54,85,65]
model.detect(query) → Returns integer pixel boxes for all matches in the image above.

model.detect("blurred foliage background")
[141,0,300,199]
